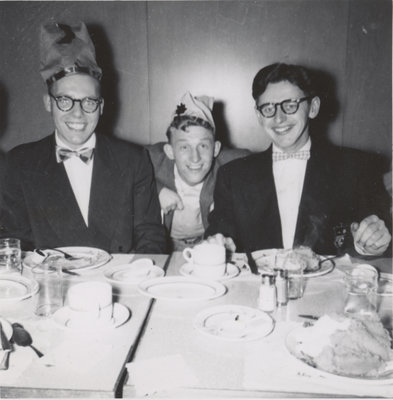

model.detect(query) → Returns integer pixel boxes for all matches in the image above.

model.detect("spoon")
[11,323,44,358]
[37,248,83,261]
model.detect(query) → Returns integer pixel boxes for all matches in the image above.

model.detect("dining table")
[123,251,393,398]
[0,252,170,398]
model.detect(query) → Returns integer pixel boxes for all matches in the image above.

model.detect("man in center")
[148,92,249,251]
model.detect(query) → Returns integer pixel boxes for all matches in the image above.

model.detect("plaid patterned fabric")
[272,150,310,162]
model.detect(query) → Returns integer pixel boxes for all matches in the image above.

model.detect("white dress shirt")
[170,166,204,239]
[273,139,311,249]
[55,132,96,227]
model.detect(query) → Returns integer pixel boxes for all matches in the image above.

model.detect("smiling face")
[164,126,221,186]
[44,74,104,149]
[256,80,320,153]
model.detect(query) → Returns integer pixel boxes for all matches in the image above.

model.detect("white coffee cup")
[67,281,113,328]
[183,243,226,278]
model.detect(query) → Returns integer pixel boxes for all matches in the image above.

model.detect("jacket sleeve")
[132,148,168,253]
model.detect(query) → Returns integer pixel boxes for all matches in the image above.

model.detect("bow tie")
[56,146,94,164]
[272,150,310,162]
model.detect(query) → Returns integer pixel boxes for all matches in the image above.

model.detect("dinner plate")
[138,277,226,301]
[104,261,165,285]
[179,262,240,281]
[0,317,13,342]
[0,275,39,302]
[286,327,393,384]
[52,303,130,331]
[252,249,334,278]
[23,247,112,272]
[194,305,274,341]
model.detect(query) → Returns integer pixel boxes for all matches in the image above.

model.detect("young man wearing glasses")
[0,22,166,253]
[206,63,391,256]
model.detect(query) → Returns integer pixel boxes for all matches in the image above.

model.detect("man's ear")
[43,94,51,112]
[309,96,321,119]
[213,140,221,157]
[255,106,264,125]
[163,143,175,160]
[99,98,104,115]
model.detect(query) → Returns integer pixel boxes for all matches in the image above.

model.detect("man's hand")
[205,233,236,252]
[159,187,184,214]
[351,215,391,256]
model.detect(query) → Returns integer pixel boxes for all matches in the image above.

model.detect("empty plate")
[138,277,226,301]
[194,304,275,341]
[0,275,39,302]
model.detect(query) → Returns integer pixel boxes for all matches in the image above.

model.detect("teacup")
[183,243,226,278]
[67,281,113,328]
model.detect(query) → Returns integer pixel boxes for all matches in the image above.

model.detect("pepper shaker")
[276,269,288,306]
[258,274,276,313]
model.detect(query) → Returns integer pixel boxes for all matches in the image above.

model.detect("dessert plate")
[194,305,274,341]
[0,317,13,341]
[138,277,226,301]
[286,327,393,384]
[104,260,164,285]
[0,275,39,302]
[179,262,240,281]
[52,303,130,331]
[23,247,111,272]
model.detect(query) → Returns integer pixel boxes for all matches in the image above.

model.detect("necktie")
[56,146,94,164]
[272,150,310,162]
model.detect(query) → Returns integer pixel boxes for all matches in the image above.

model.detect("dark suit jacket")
[206,141,391,255]
[0,133,167,253]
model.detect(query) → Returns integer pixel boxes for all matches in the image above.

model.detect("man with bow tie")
[0,22,166,253]
[205,63,391,256]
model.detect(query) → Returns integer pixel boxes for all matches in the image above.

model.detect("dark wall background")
[0,1,391,167]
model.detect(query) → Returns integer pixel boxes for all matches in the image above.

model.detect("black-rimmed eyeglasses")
[49,94,102,113]
[256,96,311,118]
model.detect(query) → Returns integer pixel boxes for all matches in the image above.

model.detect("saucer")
[104,262,165,284]
[52,303,130,331]
[179,262,240,281]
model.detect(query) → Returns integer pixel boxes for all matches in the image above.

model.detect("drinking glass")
[0,238,21,274]
[275,251,305,299]
[344,264,378,318]
[32,264,63,317]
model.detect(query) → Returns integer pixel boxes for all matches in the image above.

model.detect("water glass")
[344,264,378,318]
[275,252,305,299]
[0,238,21,274]
[32,264,63,317]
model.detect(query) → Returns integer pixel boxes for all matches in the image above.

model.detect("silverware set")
[0,322,44,370]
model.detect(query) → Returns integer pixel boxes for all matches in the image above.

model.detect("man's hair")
[252,63,317,100]
[166,115,214,142]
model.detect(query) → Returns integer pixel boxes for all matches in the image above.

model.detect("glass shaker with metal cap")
[258,273,276,313]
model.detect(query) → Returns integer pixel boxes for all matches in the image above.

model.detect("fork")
[37,248,83,261]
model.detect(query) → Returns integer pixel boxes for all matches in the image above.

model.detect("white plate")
[0,275,39,302]
[179,262,240,281]
[194,305,274,341]
[0,317,13,342]
[52,303,130,331]
[253,249,334,278]
[286,327,393,384]
[23,247,112,272]
[378,273,393,296]
[138,277,226,301]
[104,262,165,285]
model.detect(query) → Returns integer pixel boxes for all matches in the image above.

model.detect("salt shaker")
[276,269,288,306]
[258,274,276,313]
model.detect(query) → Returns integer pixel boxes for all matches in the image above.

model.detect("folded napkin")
[243,323,393,398]
[126,354,199,396]
[0,346,34,384]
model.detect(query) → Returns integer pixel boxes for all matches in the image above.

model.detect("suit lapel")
[243,149,283,248]
[30,134,89,240]
[88,135,122,247]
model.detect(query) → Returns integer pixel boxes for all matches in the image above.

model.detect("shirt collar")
[55,131,96,151]
[272,137,311,154]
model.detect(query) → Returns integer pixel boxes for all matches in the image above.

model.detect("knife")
[298,314,319,320]
[246,251,259,275]
[0,322,12,370]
